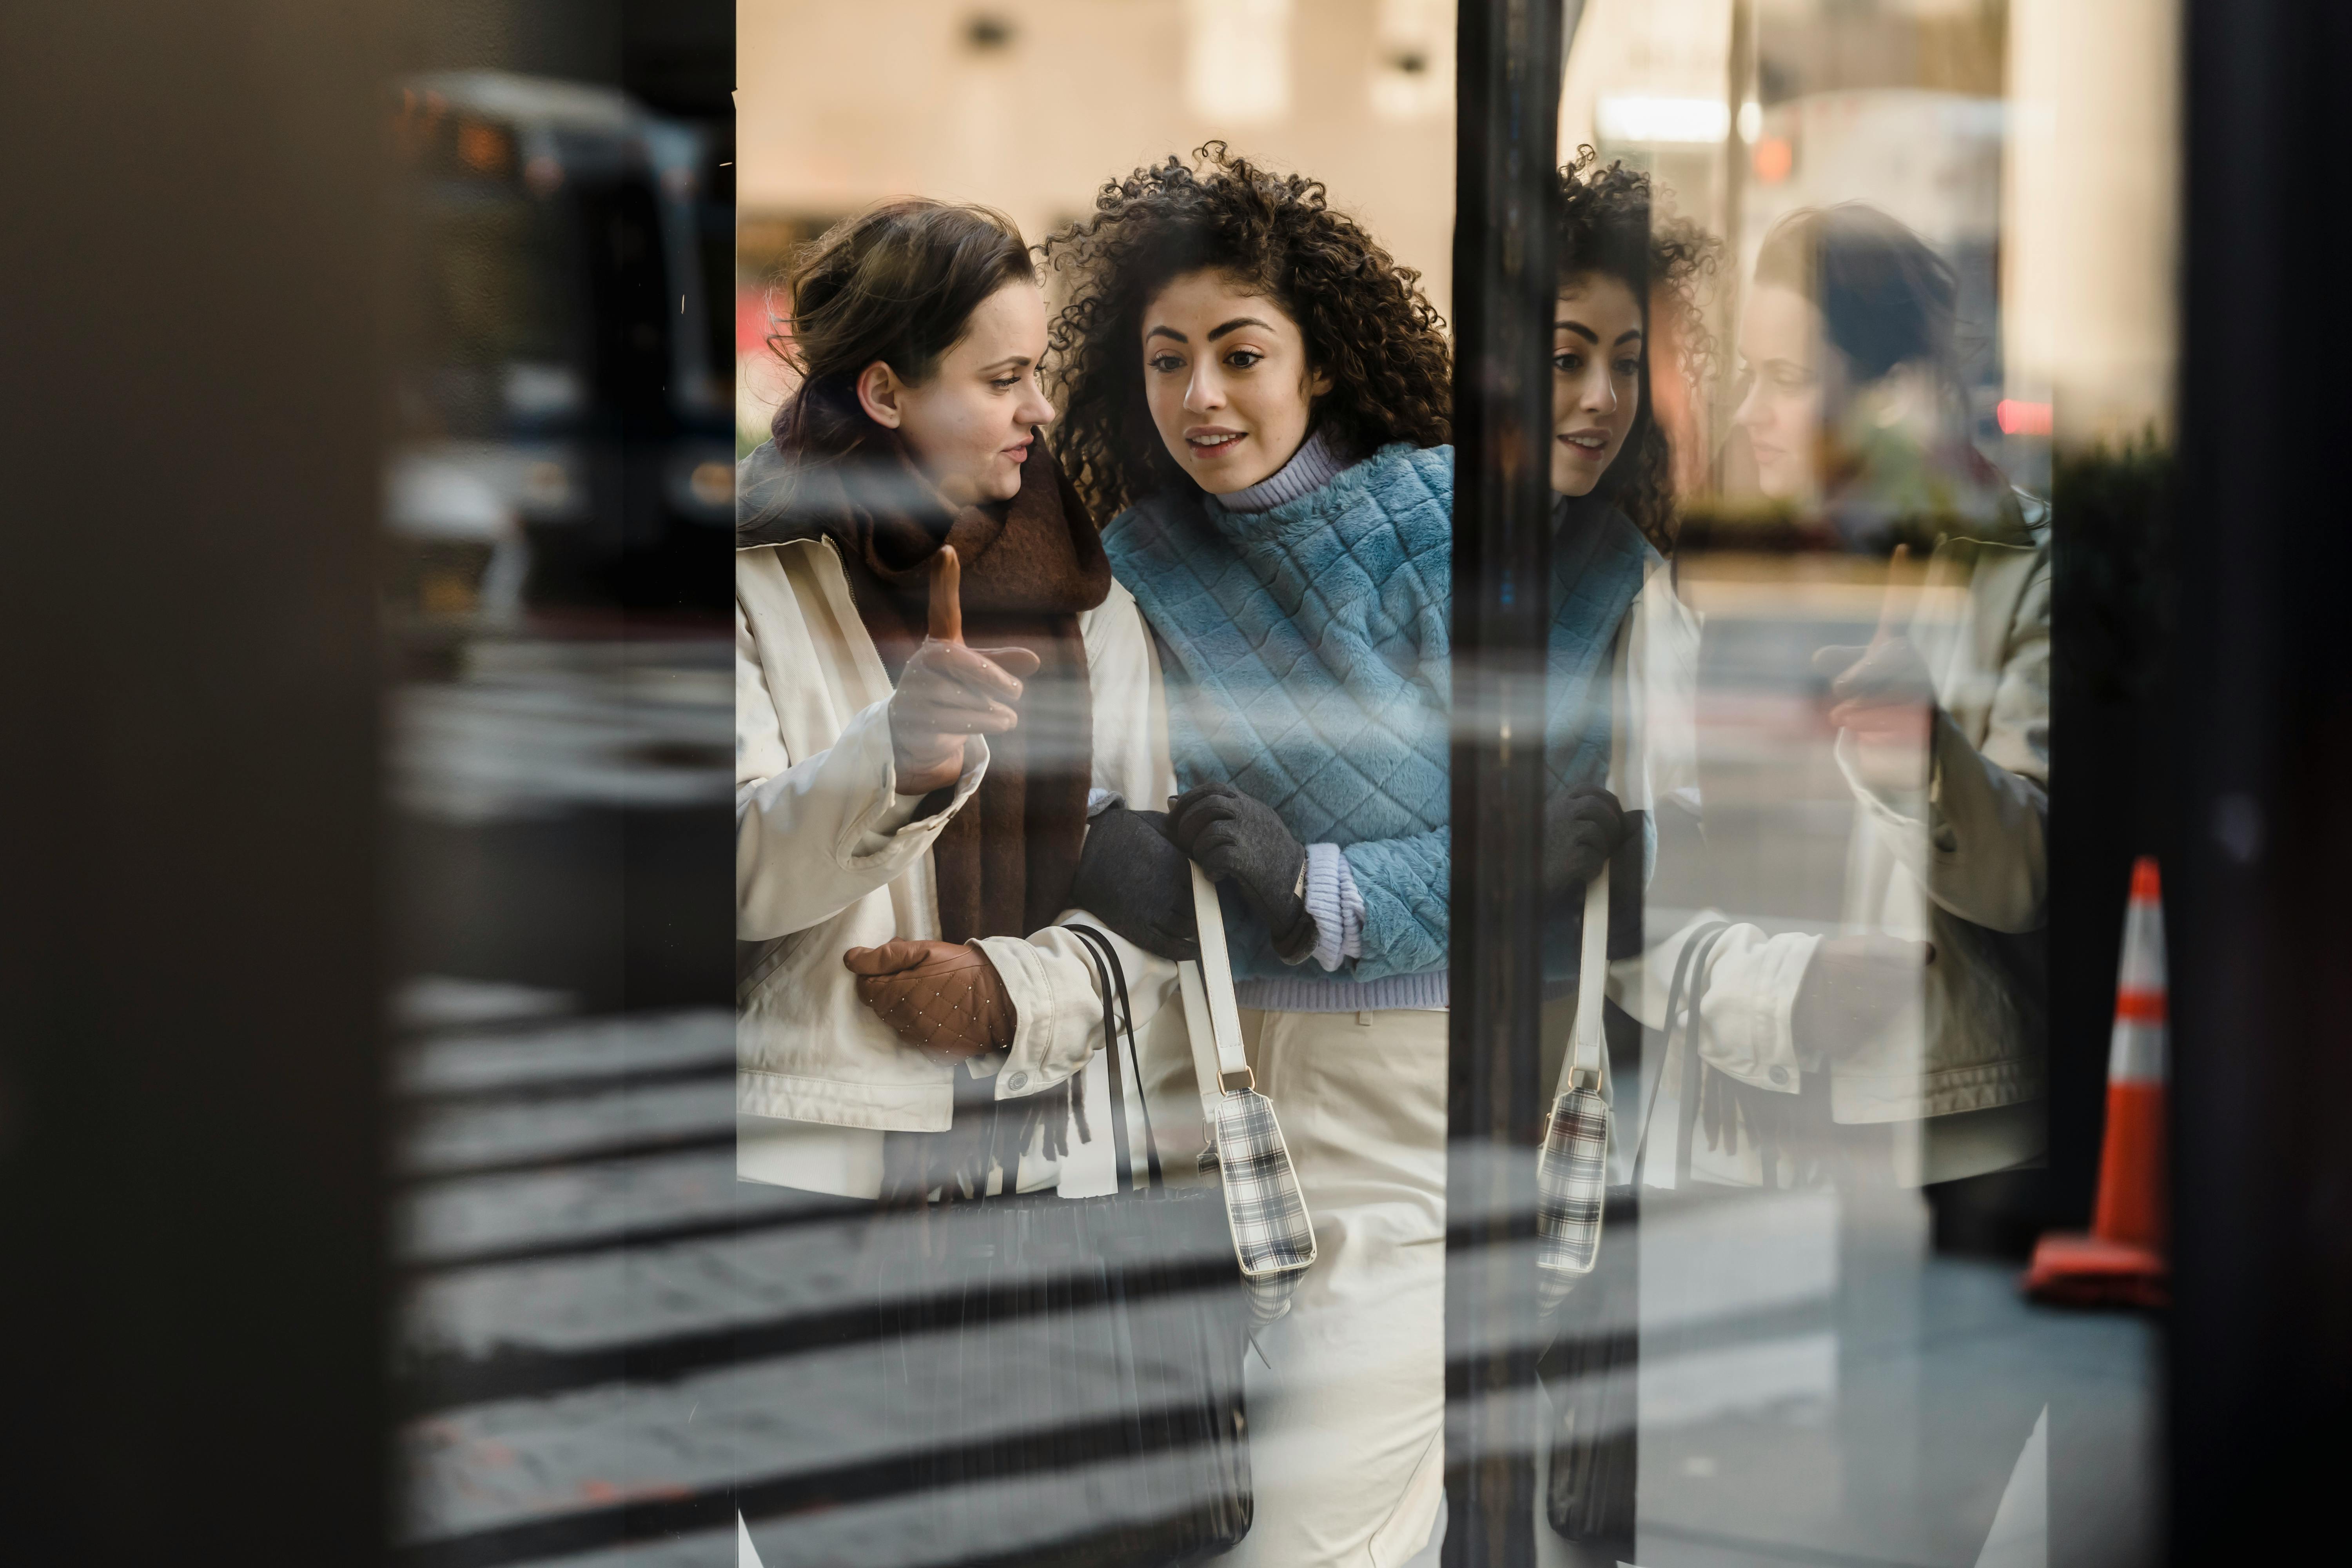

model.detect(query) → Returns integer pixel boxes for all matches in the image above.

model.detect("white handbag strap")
[1560,606,1637,1101]
[1566,862,1611,1092]
[1180,863,1252,1115]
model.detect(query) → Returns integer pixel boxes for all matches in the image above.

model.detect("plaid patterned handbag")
[1177,864,1318,1318]
[1537,866,1618,1294]
[1541,911,1736,1547]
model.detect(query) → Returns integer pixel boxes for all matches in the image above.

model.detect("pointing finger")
[927,546,964,645]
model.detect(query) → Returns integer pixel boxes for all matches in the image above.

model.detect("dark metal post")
[1447,1,1571,1561]
[2171,0,2352,1553]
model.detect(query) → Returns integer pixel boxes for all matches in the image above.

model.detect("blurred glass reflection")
[690,1,2169,1565]
[385,9,740,1564]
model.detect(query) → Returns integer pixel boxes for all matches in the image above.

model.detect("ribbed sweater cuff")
[1303,842,1365,971]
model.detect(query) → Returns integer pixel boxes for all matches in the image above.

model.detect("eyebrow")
[976,354,1033,372]
[1555,319,1644,347]
[1207,316,1274,342]
[1144,316,1278,345]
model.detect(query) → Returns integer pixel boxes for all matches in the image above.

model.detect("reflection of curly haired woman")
[1552,147,1719,552]
[1043,145,1710,1567]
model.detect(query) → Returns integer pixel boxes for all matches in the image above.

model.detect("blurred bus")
[387,71,734,623]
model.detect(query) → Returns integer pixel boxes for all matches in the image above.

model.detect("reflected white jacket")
[1825,535,2049,1121]
[1611,535,2051,1186]
[1567,557,1813,1079]
[735,535,1184,1180]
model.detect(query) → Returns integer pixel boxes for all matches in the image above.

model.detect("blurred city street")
[388,628,757,1566]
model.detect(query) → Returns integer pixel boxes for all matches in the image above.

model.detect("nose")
[1020,382,1055,428]
[1581,366,1617,417]
[1184,363,1224,415]
[1732,377,1765,430]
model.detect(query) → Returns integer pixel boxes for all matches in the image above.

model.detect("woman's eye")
[1225,349,1263,369]
[991,376,1020,390]
[1615,358,1641,377]
[1554,352,1582,374]
[1148,354,1183,373]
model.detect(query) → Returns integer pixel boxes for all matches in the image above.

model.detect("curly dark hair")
[1557,148,1720,552]
[1040,144,1452,520]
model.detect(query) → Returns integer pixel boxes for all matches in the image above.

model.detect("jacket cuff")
[1714,929,1821,1090]
[1831,724,1934,833]
[975,932,1080,1101]
[840,708,988,864]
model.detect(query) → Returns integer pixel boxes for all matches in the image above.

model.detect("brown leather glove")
[843,938,1015,1062]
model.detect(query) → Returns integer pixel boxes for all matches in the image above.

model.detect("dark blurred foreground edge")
[2172,0,2352,1556]
[0,3,390,1559]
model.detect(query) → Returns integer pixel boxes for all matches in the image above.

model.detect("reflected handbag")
[863,901,1306,1568]
[1537,878,1734,1546]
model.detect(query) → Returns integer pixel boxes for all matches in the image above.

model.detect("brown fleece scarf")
[797,437,1110,944]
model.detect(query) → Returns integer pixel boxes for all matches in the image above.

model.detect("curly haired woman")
[1041,145,1717,1566]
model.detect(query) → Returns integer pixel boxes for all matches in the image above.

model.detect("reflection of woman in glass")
[1692,203,2050,1185]
[1042,145,1711,1566]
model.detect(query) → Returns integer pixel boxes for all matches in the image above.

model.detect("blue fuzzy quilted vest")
[1106,443,1650,983]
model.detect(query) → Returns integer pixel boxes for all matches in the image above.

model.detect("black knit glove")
[1067,806,1200,962]
[1543,786,1628,914]
[1167,782,1316,964]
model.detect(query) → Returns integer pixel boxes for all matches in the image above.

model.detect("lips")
[1185,428,1245,457]
[1558,430,1610,456]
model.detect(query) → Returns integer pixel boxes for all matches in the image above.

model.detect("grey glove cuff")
[1270,878,1318,965]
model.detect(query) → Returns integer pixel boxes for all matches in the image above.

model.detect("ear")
[856,361,905,429]
[1306,365,1335,399]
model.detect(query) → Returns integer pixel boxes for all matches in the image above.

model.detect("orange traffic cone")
[2023,855,2168,1308]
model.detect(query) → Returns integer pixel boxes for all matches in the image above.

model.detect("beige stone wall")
[2003,0,2180,446]
[739,0,2182,452]
[736,0,1459,309]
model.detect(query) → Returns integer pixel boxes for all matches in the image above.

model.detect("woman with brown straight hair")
[735,198,1198,1201]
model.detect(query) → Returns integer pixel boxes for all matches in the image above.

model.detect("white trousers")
[1225,1006,1451,1568]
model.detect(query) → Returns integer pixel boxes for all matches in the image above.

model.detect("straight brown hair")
[769,198,1037,463]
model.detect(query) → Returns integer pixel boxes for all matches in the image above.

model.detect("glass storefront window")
[389,4,2177,1564]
